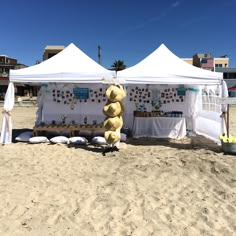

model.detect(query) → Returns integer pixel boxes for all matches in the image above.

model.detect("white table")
[132,117,186,139]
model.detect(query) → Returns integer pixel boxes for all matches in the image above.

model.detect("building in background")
[43,45,65,61]
[0,55,30,99]
[0,55,18,77]
[215,68,236,79]
[193,53,215,71]
[183,55,229,71]
[183,54,235,90]
[214,56,229,69]
[215,67,236,92]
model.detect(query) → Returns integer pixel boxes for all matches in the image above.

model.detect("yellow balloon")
[222,137,228,143]
[228,137,233,143]
[220,134,225,140]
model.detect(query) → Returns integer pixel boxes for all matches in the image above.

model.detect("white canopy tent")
[117,44,223,85]
[1,43,116,144]
[1,43,228,144]
[117,44,228,143]
[9,43,116,83]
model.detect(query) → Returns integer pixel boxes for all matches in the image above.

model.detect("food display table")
[33,124,105,137]
[132,116,186,139]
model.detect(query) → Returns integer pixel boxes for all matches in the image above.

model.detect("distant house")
[0,55,18,77]
[0,55,31,97]
[214,57,229,69]
[193,53,215,71]
[43,45,65,61]
[183,55,229,71]
[215,67,236,89]
[183,54,235,89]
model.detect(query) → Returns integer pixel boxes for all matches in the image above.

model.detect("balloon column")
[220,133,236,143]
[103,85,126,147]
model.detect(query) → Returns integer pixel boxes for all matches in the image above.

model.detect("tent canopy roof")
[10,43,116,84]
[117,44,223,85]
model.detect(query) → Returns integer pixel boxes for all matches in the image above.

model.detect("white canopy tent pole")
[0,82,15,144]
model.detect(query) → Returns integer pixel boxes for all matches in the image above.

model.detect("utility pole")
[98,45,101,65]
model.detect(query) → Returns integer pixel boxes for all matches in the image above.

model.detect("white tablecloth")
[132,117,186,139]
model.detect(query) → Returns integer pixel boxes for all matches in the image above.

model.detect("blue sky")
[1,0,236,69]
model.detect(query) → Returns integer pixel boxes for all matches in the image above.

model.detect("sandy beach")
[0,106,236,236]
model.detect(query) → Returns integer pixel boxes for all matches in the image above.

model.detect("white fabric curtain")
[0,82,15,144]
[221,80,229,112]
[194,82,228,143]
[35,87,44,126]
[185,88,200,131]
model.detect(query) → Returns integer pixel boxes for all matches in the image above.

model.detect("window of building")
[229,73,236,79]
[201,58,208,63]
[48,53,56,59]
[215,64,223,68]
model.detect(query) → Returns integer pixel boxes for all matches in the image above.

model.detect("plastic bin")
[221,142,236,155]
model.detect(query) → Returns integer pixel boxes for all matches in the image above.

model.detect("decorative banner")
[73,88,89,99]
[127,86,151,104]
[159,87,184,104]
[177,85,186,96]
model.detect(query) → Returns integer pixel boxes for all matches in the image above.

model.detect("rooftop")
[44,45,65,50]
[194,53,213,58]
[215,68,236,73]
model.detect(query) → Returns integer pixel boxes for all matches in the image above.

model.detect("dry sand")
[0,106,236,236]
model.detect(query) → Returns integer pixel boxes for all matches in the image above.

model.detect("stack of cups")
[103,85,126,147]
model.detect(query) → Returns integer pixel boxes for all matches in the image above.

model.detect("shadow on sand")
[12,128,222,154]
